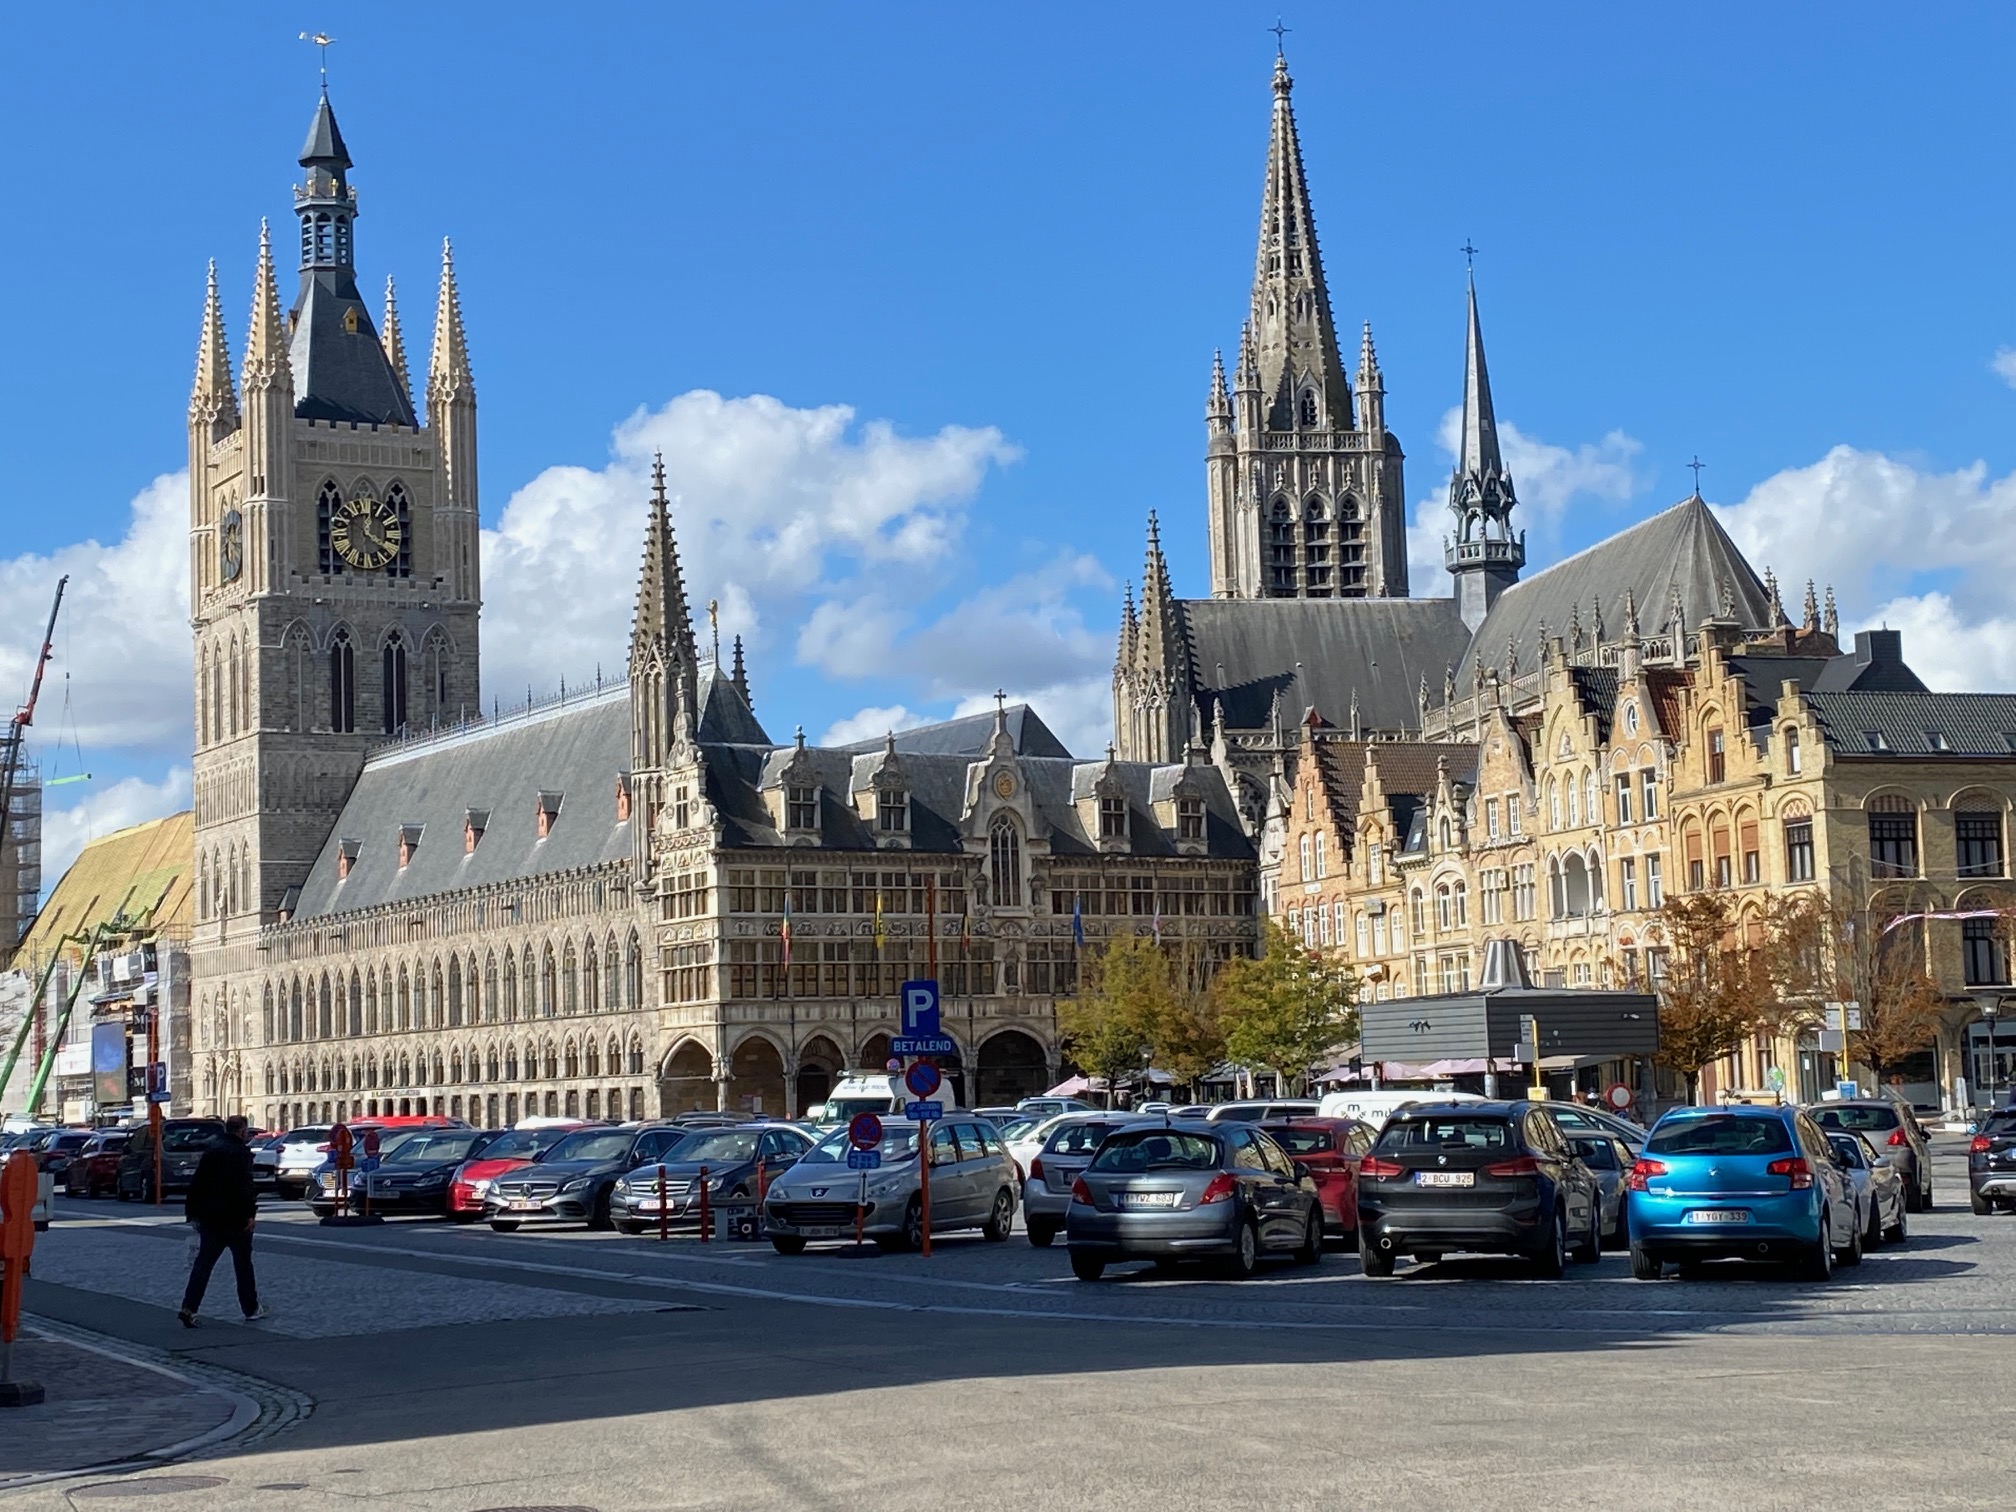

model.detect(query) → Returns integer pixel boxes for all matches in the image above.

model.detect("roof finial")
[994,689,1008,734]
[1823,585,1839,637]
[1686,455,1706,498]
[299,31,336,92]
[1802,579,1820,630]
[707,598,720,667]
[1460,239,1479,273]
[1269,17,1290,55]
[1622,587,1640,642]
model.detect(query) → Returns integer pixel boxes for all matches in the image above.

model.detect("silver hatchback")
[1023,1116,1146,1247]
[765,1116,1021,1253]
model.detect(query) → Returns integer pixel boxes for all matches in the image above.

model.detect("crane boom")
[0,575,67,843]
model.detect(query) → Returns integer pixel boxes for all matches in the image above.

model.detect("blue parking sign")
[901,979,940,1037]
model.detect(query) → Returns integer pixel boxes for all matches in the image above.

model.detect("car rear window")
[1377,1117,1513,1152]
[1090,1131,1221,1172]
[1264,1127,1336,1156]
[1810,1106,1899,1132]
[1045,1121,1124,1156]
[162,1125,225,1153]
[1647,1116,1793,1156]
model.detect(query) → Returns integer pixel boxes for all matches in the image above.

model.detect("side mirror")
[1291,1160,1312,1183]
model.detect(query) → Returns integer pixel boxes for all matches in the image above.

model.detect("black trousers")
[180,1223,258,1316]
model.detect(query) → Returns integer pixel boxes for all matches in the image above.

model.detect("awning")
[1046,1076,1093,1096]
[1416,1058,1522,1078]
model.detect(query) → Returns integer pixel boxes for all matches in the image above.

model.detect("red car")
[448,1123,586,1222]
[1261,1117,1375,1240]
[62,1131,130,1197]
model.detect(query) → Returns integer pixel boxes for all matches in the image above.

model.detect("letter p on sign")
[901,980,940,1037]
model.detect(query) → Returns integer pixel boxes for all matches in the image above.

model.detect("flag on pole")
[960,894,972,953]
[874,891,886,953]
[1151,898,1163,945]
[1072,894,1085,948]
[780,895,792,968]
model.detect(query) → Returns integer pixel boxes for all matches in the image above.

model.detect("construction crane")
[0,576,66,850]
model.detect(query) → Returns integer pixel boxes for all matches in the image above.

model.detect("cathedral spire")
[427,238,475,406]
[243,220,292,389]
[1444,270,1523,630]
[1248,51,1348,432]
[381,275,412,412]
[631,453,697,661]
[1456,272,1510,497]
[190,260,239,435]
[1139,512,1185,674]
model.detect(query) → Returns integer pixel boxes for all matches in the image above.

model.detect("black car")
[34,1129,92,1180]
[1356,1101,1602,1277]
[308,1126,506,1218]
[610,1122,815,1234]
[1968,1109,2016,1213]
[116,1118,228,1201]
[486,1123,695,1230]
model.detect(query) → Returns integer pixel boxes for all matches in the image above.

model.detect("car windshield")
[1982,1113,2016,1137]
[1377,1117,1513,1152]
[1089,1131,1220,1172]
[383,1131,486,1165]
[543,1129,639,1163]
[800,1125,921,1163]
[1046,1121,1127,1156]
[1647,1115,1793,1156]
[478,1128,567,1162]
[1264,1127,1336,1155]
[676,1130,763,1165]
[1810,1105,1899,1132]
[827,1096,894,1121]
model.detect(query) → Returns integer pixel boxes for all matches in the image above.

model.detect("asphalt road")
[6,1134,2007,1511]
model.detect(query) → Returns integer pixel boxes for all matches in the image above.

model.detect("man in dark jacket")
[178,1115,266,1326]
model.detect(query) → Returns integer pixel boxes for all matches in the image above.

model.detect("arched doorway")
[976,1030,1049,1105]
[796,1035,845,1113]
[729,1035,787,1118]
[660,1039,715,1115]
[858,1032,895,1073]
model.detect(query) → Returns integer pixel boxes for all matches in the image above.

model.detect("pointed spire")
[1590,594,1605,645]
[1139,513,1184,675]
[1358,321,1381,380]
[381,275,412,412]
[299,92,352,172]
[1118,580,1139,668]
[1802,579,1821,631]
[242,220,292,388]
[731,634,750,705]
[1623,587,1641,642]
[190,260,239,429]
[1247,51,1348,431]
[1449,270,1516,523]
[630,452,697,668]
[427,238,475,406]
[1669,579,1686,638]
[1207,349,1231,419]
[1823,585,1839,637]
[1763,567,1786,626]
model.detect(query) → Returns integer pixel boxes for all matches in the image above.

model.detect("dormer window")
[535,792,563,839]
[397,824,422,869]
[673,783,692,830]
[1177,797,1204,841]
[1098,795,1127,840]
[464,809,488,854]
[877,786,908,833]
[787,784,818,831]
[337,838,360,881]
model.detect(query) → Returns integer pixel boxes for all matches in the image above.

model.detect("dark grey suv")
[1808,1100,1931,1211]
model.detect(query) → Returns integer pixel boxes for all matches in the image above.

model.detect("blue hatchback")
[1626,1104,1858,1281]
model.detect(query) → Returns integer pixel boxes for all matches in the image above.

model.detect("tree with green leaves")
[1058,934,1180,1101]
[1211,917,1359,1094]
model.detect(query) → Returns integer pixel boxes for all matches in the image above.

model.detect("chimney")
[1852,628,1903,669]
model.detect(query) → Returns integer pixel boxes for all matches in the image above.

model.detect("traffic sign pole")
[919,1130,931,1258]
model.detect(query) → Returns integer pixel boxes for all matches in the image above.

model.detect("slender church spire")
[1248,51,1348,432]
[381,275,412,412]
[1455,273,1511,503]
[630,454,700,766]
[190,260,239,436]
[1445,269,1524,630]
[243,220,292,388]
[427,238,475,406]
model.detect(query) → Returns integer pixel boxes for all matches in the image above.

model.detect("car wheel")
[883,1195,923,1252]
[1837,1210,1864,1267]
[1026,1219,1058,1248]
[1220,1218,1261,1280]
[770,1234,807,1255]
[1070,1250,1107,1282]
[1921,1182,1933,1212]
[1904,1179,1922,1214]
[1531,1208,1566,1279]
[489,1220,520,1232]
[450,1211,480,1224]
[981,1189,1015,1243]
[1630,1243,1662,1281]
[1864,1198,1885,1250]
[1292,1205,1323,1266]
[1573,1205,1602,1265]
[617,1221,647,1236]
[1885,1204,1908,1244]
[1796,1216,1835,1282]
[1972,1187,1993,1216]
[310,1204,334,1219]
[587,1188,614,1232]
[1359,1234,1396,1278]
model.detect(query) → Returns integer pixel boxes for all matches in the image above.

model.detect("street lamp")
[1137,1044,1153,1109]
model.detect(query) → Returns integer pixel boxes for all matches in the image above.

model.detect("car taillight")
[1359,1155,1405,1179]
[1028,1156,1045,1183]
[1767,1156,1813,1190]
[1483,1155,1541,1177]
[1070,1176,1093,1205]
[1887,1129,1910,1148]
[1971,1135,1993,1153]
[1625,1158,1667,1192]
[1199,1172,1238,1204]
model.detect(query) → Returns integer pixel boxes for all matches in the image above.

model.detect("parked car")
[34,1130,93,1181]
[1357,1102,1601,1278]
[1565,1132,1635,1249]
[1065,1121,1323,1281]
[611,1122,815,1234]
[1539,1101,1649,1151]
[448,1123,587,1221]
[1807,1099,1932,1211]
[116,1118,228,1201]
[1016,1097,1095,1118]
[1205,1100,1322,1124]
[62,1131,130,1197]
[1967,1109,2016,1213]
[310,1127,506,1218]
[1005,1110,1109,1183]
[269,1125,336,1198]
[486,1123,695,1230]
[973,1106,1020,1124]
[1022,1115,1145,1246]
[765,1116,1019,1253]
[1626,1104,1858,1280]
[1826,1129,1907,1248]
[250,1132,286,1187]
[1260,1117,1374,1241]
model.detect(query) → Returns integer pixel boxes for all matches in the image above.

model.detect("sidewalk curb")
[0,1313,315,1494]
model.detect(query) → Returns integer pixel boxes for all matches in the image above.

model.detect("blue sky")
[5,2,2016,879]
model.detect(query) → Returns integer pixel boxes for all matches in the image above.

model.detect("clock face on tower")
[329,494,404,571]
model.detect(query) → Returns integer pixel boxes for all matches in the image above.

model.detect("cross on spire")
[1687,455,1706,496]
[1268,17,1291,53]
[1460,240,1479,271]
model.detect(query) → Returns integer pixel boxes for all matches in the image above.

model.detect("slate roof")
[289,272,417,427]
[1456,496,1772,686]
[294,688,634,919]
[1802,692,2016,758]
[695,667,770,746]
[1178,597,1471,733]
[831,704,1070,760]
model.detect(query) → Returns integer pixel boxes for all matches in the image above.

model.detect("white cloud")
[39,766,192,892]
[953,677,1113,760]
[1993,348,2016,389]
[0,471,191,757]
[818,704,932,747]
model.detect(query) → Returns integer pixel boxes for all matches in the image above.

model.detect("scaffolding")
[0,755,41,956]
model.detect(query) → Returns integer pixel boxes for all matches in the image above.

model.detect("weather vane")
[1687,455,1706,494]
[299,31,336,90]
[1268,18,1291,54]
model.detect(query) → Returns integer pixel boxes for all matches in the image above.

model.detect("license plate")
[509,1199,541,1211]
[1415,1171,1474,1188]
[1684,1209,1751,1224]
[802,1225,841,1238]
[1120,1191,1180,1208]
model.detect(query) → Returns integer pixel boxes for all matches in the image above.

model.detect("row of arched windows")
[263,1032,648,1096]
[197,634,252,749]
[1265,494,1365,598]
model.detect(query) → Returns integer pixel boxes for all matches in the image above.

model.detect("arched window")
[561,942,578,1014]
[1410,888,1425,936]
[1436,885,1452,932]
[1585,774,1600,827]
[448,957,464,1027]
[486,1047,500,1081]
[1299,389,1318,428]
[318,973,332,1038]
[605,933,622,1009]
[430,961,444,1027]
[451,1050,463,1084]
[1314,833,1327,878]
[261,983,274,1042]
[543,1041,559,1079]
[316,480,342,574]
[1567,778,1581,829]
[505,1044,519,1080]
[1355,913,1369,955]
[583,940,600,1013]
[484,953,499,1022]
[585,1037,601,1077]
[347,971,362,1036]
[607,1035,621,1078]
[423,627,451,727]
[289,979,304,1040]
[625,932,643,1008]
[990,820,1024,907]
[328,628,355,732]
[541,946,558,1017]
[628,1036,645,1076]
[285,625,313,732]
[226,637,242,736]
[1453,881,1468,927]
[363,972,377,1034]
[564,1040,580,1078]
[502,950,519,1020]
[382,630,409,735]
[1267,498,1296,595]
[385,482,413,579]
[1302,496,1332,594]
[397,966,411,1031]
[1547,779,1561,831]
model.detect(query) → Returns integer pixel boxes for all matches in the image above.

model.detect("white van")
[1317,1089,1488,1130]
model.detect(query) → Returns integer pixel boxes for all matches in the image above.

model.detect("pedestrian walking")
[177,1115,267,1327]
